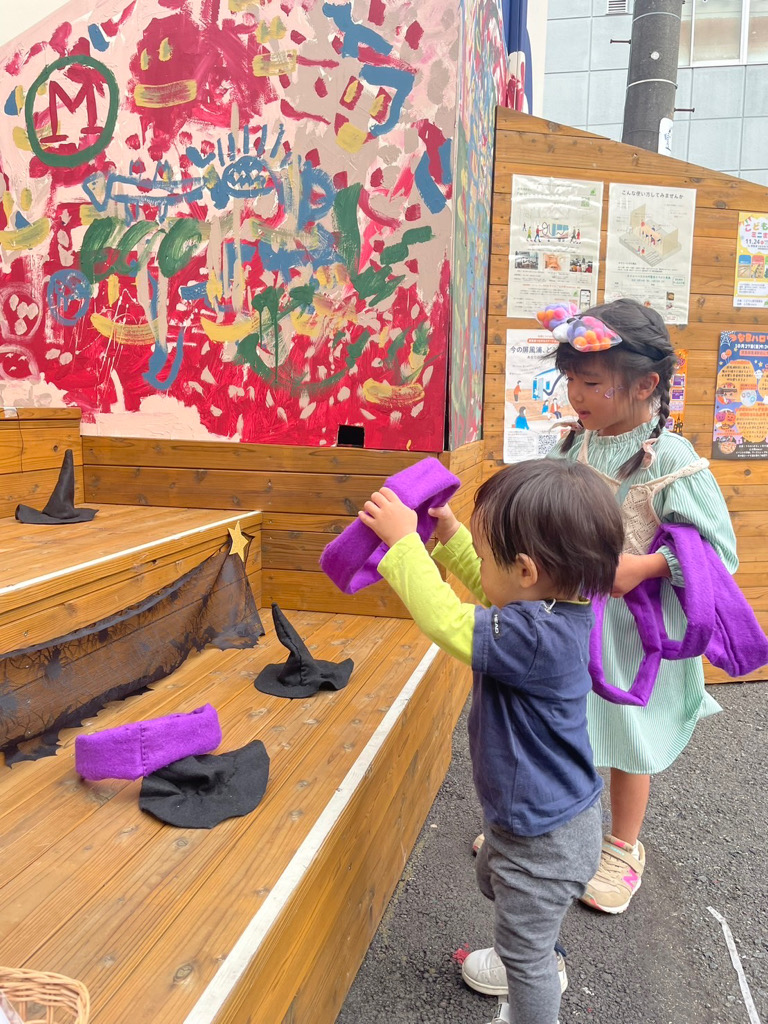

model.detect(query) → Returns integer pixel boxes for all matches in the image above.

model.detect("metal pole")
[621,0,683,152]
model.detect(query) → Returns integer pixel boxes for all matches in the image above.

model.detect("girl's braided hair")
[554,298,677,479]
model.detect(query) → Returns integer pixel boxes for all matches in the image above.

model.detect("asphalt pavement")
[337,682,767,1024]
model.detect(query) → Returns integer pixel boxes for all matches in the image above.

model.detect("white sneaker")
[462,946,568,997]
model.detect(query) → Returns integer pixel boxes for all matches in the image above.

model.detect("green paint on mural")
[157,218,203,278]
[333,184,362,273]
[352,267,404,306]
[113,221,158,276]
[80,216,122,282]
[384,331,407,369]
[412,321,430,356]
[379,226,433,266]
[345,329,371,368]
[24,55,119,168]
[237,286,282,383]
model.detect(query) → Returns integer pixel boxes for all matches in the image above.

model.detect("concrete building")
[543,0,768,184]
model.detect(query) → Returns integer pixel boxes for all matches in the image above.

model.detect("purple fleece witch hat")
[75,704,222,781]
[16,449,98,525]
[320,457,461,594]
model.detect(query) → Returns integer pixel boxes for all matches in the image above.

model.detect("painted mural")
[449,0,511,449]
[0,0,458,450]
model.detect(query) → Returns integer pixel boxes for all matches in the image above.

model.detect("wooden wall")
[0,408,84,518]
[484,110,767,683]
[82,437,484,619]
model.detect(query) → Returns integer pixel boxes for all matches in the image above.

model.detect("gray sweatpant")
[476,801,603,1024]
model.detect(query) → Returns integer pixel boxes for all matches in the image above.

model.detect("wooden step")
[0,506,263,651]
[0,609,471,1024]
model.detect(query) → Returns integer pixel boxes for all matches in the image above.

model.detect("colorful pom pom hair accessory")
[536,302,623,353]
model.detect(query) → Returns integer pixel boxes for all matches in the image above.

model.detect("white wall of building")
[543,0,768,185]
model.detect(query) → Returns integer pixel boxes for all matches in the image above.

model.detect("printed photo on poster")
[503,330,576,463]
[712,330,768,460]
[506,175,603,319]
[604,183,696,324]
[666,350,688,435]
[733,212,768,308]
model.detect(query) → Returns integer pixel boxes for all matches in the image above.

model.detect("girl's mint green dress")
[552,421,738,773]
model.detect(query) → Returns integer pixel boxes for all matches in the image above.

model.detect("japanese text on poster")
[604,183,696,324]
[712,331,768,460]
[503,330,575,464]
[506,175,603,319]
[667,350,688,435]
[732,211,768,308]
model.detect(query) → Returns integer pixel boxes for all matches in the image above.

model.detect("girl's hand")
[611,552,671,598]
[428,503,461,546]
[358,487,418,547]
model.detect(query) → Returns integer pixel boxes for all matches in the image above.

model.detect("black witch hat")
[15,449,98,525]
[254,604,354,698]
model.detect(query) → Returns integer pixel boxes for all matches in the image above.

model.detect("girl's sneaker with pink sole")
[579,834,645,914]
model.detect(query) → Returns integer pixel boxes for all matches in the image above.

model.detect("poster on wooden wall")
[666,350,689,435]
[506,175,603,319]
[604,183,696,325]
[732,212,768,308]
[712,330,768,460]
[503,329,575,463]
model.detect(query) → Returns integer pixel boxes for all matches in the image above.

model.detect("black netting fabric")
[1,546,263,764]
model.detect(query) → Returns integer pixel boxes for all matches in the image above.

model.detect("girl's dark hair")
[554,298,676,478]
[472,459,624,598]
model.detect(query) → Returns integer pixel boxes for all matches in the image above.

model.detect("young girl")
[548,296,738,914]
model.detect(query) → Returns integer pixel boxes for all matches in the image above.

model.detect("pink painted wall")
[0,0,457,450]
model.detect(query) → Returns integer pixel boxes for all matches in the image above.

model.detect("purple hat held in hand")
[320,457,461,595]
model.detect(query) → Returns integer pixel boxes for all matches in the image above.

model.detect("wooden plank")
[19,421,83,472]
[0,508,262,600]
[82,436,439,476]
[261,512,354,534]
[0,466,85,519]
[0,407,81,421]
[83,466,393,516]
[262,569,409,618]
[0,537,261,652]
[0,421,22,474]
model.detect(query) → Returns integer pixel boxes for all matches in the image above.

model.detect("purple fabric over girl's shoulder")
[320,457,461,594]
[590,522,768,706]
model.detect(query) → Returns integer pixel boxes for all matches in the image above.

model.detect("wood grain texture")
[486,110,768,685]
[0,610,471,1024]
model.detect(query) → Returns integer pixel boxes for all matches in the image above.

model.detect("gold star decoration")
[227,521,250,562]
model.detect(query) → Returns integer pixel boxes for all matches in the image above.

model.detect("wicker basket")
[0,967,89,1024]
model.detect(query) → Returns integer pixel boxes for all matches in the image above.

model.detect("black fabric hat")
[254,603,354,699]
[138,739,270,828]
[15,449,98,525]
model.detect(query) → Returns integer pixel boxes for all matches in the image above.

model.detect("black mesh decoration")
[0,545,263,765]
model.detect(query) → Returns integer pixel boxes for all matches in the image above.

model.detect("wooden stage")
[0,505,469,1024]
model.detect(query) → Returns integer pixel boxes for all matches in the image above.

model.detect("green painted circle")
[24,54,119,169]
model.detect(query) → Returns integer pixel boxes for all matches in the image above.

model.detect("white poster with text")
[604,183,696,324]
[506,175,603,319]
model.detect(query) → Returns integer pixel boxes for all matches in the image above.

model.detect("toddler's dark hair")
[554,298,677,478]
[472,459,624,598]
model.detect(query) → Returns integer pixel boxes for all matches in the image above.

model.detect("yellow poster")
[733,211,768,307]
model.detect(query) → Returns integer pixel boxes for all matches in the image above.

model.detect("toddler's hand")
[428,503,461,546]
[358,487,418,547]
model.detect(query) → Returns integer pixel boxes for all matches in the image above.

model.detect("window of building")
[680,0,768,65]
